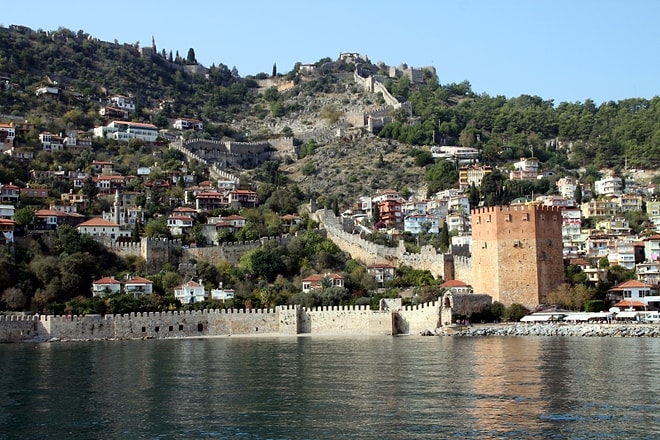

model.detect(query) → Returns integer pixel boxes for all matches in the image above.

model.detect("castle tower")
[470,205,564,309]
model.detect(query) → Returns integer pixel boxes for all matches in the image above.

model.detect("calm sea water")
[0,335,658,440]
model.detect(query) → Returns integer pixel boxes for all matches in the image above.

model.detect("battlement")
[401,301,440,312]
[0,314,40,322]
[303,305,373,313]
[471,204,564,215]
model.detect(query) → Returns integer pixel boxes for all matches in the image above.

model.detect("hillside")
[3,23,660,198]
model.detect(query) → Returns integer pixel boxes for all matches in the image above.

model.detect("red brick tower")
[470,205,564,308]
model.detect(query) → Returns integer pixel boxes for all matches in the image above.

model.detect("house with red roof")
[302,273,345,293]
[195,191,230,212]
[0,182,20,203]
[439,279,473,295]
[33,209,85,230]
[367,264,395,288]
[228,189,258,209]
[77,218,128,240]
[607,280,659,310]
[92,276,122,296]
[0,218,15,243]
[167,214,193,235]
[125,276,154,296]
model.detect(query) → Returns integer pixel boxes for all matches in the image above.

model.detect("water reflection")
[0,336,659,439]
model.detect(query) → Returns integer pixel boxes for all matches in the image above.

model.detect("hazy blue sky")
[5,0,659,104]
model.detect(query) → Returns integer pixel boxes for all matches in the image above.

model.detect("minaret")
[114,189,121,225]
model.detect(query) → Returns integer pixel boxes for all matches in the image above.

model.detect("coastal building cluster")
[1,37,660,320]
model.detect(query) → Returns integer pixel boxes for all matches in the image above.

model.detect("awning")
[615,311,639,319]
[563,313,593,321]
[520,314,561,322]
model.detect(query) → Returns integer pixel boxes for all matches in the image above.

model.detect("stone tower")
[470,205,564,309]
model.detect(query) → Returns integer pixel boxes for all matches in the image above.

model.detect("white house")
[302,273,345,293]
[173,118,204,130]
[0,204,15,220]
[109,95,135,113]
[77,218,128,240]
[174,280,206,303]
[124,276,154,296]
[608,280,659,310]
[93,121,158,143]
[404,214,440,235]
[210,284,235,301]
[595,176,623,196]
[167,215,194,235]
[92,276,122,296]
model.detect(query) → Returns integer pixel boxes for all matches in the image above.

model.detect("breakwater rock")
[442,323,660,338]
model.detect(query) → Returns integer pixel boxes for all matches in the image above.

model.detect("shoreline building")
[470,205,564,309]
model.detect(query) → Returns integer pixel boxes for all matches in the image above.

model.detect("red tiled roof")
[608,280,655,291]
[439,279,470,288]
[303,273,344,282]
[78,218,119,227]
[125,276,153,284]
[93,276,120,284]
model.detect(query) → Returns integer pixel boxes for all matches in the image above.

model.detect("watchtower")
[470,205,564,308]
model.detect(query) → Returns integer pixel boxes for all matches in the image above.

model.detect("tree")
[145,216,170,238]
[186,48,196,64]
[574,183,583,204]
[240,248,283,282]
[2,287,27,310]
[82,176,98,201]
[13,207,34,226]
[272,63,277,77]
[439,225,450,252]
[546,283,595,311]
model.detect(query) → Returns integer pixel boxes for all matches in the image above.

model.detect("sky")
[4,0,660,105]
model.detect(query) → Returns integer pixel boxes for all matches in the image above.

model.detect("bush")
[302,161,316,176]
[584,300,605,312]
[503,303,529,322]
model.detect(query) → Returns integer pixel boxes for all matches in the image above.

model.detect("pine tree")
[272,63,277,77]
[186,48,196,64]
[574,183,583,204]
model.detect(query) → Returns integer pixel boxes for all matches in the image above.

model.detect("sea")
[0,335,658,440]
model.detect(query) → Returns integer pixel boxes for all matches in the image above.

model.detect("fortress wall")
[396,301,441,335]
[0,315,45,342]
[300,305,393,335]
[0,301,445,342]
[315,210,448,278]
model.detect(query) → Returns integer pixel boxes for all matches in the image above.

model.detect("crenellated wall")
[314,209,452,279]
[300,305,392,334]
[0,302,443,342]
[395,301,441,335]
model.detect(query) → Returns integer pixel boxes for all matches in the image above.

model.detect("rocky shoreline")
[435,322,660,337]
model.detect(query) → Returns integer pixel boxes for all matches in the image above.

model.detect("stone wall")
[395,301,441,334]
[314,209,451,279]
[0,302,445,342]
[183,236,293,265]
[300,305,392,334]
